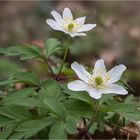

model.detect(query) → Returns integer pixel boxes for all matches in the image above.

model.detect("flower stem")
[85,100,101,132]
[56,36,70,80]
[41,56,55,79]
[46,59,55,78]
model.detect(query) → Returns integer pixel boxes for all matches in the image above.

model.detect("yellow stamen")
[68,23,74,31]
[95,76,103,86]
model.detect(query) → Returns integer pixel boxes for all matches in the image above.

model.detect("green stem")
[46,59,55,78]
[41,56,55,79]
[85,100,101,132]
[56,37,70,80]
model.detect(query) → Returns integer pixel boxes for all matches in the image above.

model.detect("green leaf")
[13,71,40,86]
[100,94,116,104]
[65,99,93,120]
[63,89,93,105]
[0,105,32,120]
[0,45,41,60]
[4,97,45,109]
[0,124,17,139]
[49,121,67,139]
[3,88,34,105]
[0,115,17,127]
[9,132,26,139]
[40,79,62,99]
[65,119,77,134]
[0,72,40,86]
[44,97,66,120]
[15,117,54,138]
[45,38,62,57]
[105,100,140,122]
[0,79,19,86]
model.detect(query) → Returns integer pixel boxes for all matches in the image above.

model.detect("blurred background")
[0,1,140,96]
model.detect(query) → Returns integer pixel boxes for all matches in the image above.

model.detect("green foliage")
[49,121,67,139]
[45,38,62,57]
[0,36,140,139]
[104,100,140,122]
[14,117,54,138]
[44,97,66,120]
[0,45,42,60]
[0,71,40,86]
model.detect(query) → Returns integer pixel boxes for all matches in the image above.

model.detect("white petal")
[88,88,102,99]
[51,10,63,25]
[107,65,126,84]
[71,62,91,83]
[68,80,89,91]
[75,16,86,25]
[63,8,73,20]
[78,24,96,32]
[93,59,106,77]
[46,19,62,31]
[70,32,86,37]
[103,84,128,95]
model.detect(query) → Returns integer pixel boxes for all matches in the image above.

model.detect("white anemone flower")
[46,8,96,37]
[68,59,128,99]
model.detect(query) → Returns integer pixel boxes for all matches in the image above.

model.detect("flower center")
[68,23,74,31]
[89,76,105,89]
[95,76,103,86]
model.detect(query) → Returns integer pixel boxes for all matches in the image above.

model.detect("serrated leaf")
[63,89,93,105]
[0,105,32,120]
[0,45,41,60]
[40,79,62,99]
[49,121,67,139]
[65,99,93,120]
[105,100,140,122]
[13,71,40,86]
[0,124,17,139]
[100,94,116,104]
[15,117,54,138]
[9,132,26,139]
[3,88,34,105]
[44,97,66,120]
[0,115,17,127]
[0,79,19,86]
[45,38,62,57]
[65,119,77,134]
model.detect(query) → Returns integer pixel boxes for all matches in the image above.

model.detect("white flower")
[46,8,96,37]
[68,59,128,99]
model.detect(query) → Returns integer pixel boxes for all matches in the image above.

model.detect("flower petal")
[71,62,91,83]
[88,88,102,99]
[46,19,63,31]
[78,24,96,32]
[63,8,73,20]
[107,65,126,84]
[75,16,86,25]
[68,80,89,91]
[103,84,128,95]
[51,10,63,25]
[93,59,106,77]
[70,32,86,37]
